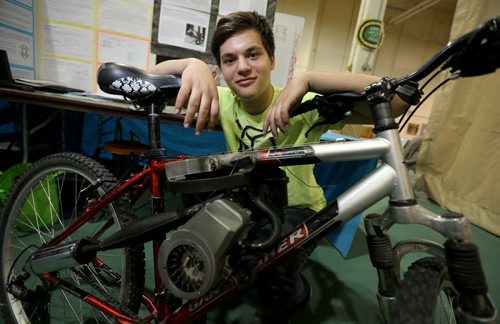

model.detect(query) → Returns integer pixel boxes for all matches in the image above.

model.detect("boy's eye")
[223,57,235,64]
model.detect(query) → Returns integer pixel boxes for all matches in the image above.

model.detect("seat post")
[146,102,162,150]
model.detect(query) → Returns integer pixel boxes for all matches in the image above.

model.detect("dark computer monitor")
[0,49,15,84]
[0,49,33,91]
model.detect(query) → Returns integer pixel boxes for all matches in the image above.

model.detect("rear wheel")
[0,153,145,323]
[391,257,459,324]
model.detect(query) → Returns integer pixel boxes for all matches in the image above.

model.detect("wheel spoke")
[60,289,83,323]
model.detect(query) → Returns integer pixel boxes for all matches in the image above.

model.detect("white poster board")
[0,1,36,79]
[158,3,210,52]
[218,0,268,16]
[271,12,304,87]
[0,0,154,92]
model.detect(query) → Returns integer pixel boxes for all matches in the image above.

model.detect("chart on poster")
[0,0,154,92]
[0,1,36,79]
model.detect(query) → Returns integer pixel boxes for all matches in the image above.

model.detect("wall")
[276,0,359,74]
[276,0,456,139]
[379,4,455,139]
[275,0,323,74]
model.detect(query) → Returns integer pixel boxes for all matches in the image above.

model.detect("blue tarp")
[81,114,227,158]
[315,133,377,256]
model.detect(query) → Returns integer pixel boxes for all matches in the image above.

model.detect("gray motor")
[158,198,251,300]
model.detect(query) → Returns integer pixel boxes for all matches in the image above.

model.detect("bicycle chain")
[71,266,141,322]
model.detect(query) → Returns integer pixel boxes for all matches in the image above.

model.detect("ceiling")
[385,0,457,25]
[387,0,457,13]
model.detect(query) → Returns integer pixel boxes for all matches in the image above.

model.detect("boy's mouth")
[236,77,256,86]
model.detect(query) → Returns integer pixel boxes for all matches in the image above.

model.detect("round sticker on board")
[357,19,384,50]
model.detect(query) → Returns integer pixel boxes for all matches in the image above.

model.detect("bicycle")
[1,17,499,324]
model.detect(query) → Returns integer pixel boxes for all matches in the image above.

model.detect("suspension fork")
[444,239,497,321]
[366,203,497,322]
[385,199,494,320]
[363,213,399,321]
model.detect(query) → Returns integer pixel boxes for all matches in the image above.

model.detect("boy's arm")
[263,72,408,138]
[150,58,219,135]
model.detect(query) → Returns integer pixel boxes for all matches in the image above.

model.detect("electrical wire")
[397,68,444,125]
[420,68,444,91]
[398,76,453,133]
[7,244,38,283]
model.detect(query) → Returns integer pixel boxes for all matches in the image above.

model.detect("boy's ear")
[270,54,276,69]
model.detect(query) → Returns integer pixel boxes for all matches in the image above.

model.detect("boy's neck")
[240,84,274,115]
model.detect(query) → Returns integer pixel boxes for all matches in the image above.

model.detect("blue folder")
[315,132,377,257]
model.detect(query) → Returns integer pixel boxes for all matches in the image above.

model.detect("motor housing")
[158,198,251,299]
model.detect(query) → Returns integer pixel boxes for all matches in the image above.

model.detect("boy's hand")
[152,58,219,135]
[175,59,219,135]
[263,75,308,139]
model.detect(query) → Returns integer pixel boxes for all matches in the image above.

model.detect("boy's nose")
[237,58,251,73]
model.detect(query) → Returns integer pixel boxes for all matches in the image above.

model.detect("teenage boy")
[152,11,405,323]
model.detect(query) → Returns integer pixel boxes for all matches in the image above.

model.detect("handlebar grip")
[290,100,318,117]
[291,92,364,119]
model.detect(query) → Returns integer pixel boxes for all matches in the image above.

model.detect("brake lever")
[299,94,357,137]
[395,81,422,105]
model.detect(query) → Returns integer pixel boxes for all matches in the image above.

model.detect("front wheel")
[391,257,460,324]
[0,153,145,323]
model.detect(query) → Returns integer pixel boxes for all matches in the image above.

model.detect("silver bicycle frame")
[165,127,472,241]
[310,128,472,241]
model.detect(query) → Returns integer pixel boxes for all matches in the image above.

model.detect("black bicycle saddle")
[97,62,181,100]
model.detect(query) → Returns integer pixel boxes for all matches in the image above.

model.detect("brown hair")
[211,11,275,66]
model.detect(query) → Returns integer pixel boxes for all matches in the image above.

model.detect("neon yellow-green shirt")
[217,86,343,212]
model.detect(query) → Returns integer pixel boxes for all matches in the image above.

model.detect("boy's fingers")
[207,99,219,131]
[262,120,269,134]
[275,122,287,137]
[183,93,201,128]
[175,87,190,116]
[272,126,279,140]
[262,113,271,134]
[269,118,279,140]
[194,96,211,135]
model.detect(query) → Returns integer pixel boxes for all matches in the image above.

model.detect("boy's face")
[218,29,275,102]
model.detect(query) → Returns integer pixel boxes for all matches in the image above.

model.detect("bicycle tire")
[0,152,145,323]
[391,257,459,324]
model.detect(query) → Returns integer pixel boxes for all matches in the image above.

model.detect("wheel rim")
[1,164,129,323]
[436,284,458,323]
